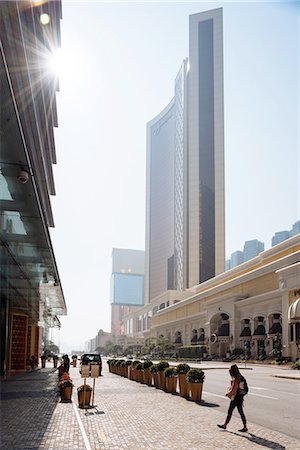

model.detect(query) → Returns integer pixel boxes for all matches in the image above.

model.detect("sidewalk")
[1,363,299,450]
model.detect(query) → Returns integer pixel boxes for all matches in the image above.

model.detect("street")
[199,364,300,440]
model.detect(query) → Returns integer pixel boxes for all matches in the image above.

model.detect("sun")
[46,46,82,86]
[47,48,64,77]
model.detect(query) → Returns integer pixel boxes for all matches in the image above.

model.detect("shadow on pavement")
[200,400,220,408]
[0,369,60,450]
[226,430,286,449]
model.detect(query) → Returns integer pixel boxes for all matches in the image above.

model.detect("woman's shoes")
[238,427,248,432]
[217,424,226,429]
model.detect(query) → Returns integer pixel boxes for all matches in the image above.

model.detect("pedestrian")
[217,364,248,432]
[30,355,35,371]
[63,354,70,373]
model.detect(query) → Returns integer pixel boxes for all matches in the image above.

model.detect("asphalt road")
[196,364,300,440]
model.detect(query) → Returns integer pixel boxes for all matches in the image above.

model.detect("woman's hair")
[229,364,243,379]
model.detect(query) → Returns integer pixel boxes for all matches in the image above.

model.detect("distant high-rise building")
[225,259,232,271]
[231,251,244,268]
[145,8,225,305]
[271,220,300,247]
[272,230,290,247]
[110,248,145,334]
[290,220,300,237]
[243,240,264,262]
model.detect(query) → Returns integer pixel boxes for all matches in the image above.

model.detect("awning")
[288,298,300,324]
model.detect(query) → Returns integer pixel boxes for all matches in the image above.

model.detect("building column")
[281,292,289,357]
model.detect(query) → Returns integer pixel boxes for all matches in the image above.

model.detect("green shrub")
[176,363,190,374]
[135,362,143,371]
[157,360,169,372]
[107,359,115,365]
[164,367,177,378]
[186,368,205,383]
[132,360,142,368]
[149,364,158,373]
[125,360,132,366]
[142,360,153,369]
[292,360,300,370]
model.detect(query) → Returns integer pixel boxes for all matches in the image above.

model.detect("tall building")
[145,8,225,305]
[272,220,300,246]
[0,1,66,376]
[231,250,244,268]
[272,231,290,247]
[243,239,264,262]
[110,248,144,334]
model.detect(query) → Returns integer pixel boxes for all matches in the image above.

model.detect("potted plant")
[120,360,127,377]
[40,354,46,368]
[186,368,205,402]
[142,360,153,385]
[53,354,59,368]
[135,362,143,382]
[71,354,78,367]
[176,363,190,398]
[125,360,132,378]
[149,364,159,388]
[107,359,115,373]
[59,375,74,402]
[156,360,169,390]
[77,384,92,408]
[131,360,141,381]
[164,367,177,394]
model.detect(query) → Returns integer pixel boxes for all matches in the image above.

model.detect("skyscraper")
[144,8,225,305]
[110,248,144,334]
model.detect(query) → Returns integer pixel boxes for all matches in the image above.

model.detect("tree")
[270,333,283,363]
[154,336,174,356]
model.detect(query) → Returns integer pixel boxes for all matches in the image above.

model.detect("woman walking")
[217,364,248,432]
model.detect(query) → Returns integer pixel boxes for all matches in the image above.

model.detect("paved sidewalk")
[1,363,300,450]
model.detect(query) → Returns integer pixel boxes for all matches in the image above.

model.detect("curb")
[272,374,300,381]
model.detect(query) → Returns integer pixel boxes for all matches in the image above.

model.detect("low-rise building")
[124,234,300,361]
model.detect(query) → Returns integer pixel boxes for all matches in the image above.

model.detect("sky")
[49,1,300,353]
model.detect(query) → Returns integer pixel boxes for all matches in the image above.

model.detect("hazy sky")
[49,1,299,352]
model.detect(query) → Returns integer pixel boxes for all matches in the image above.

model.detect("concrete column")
[281,292,289,357]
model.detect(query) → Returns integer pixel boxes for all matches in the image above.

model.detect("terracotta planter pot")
[146,370,152,386]
[165,377,177,394]
[137,370,143,383]
[60,386,73,402]
[189,382,203,402]
[78,388,92,407]
[158,372,166,390]
[178,374,189,398]
[153,373,159,388]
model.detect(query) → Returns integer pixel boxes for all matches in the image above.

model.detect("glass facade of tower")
[148,101,175,301]
[145,8,225,304]
[198,18,215,282]
[174,61,187,291]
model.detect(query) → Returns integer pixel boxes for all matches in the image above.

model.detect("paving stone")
[1,364,300,450]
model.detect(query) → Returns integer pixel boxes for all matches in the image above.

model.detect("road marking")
[203,391,226,399]
[248,392,278,400]
[72,401,92,450]
[249,386,268,390]
[204,390,278,400]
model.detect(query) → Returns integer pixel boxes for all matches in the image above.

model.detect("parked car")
[79,353,102,376]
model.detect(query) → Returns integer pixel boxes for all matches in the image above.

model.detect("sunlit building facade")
[0,1,66,376]
[110,248,145,335]
[144,8,225,307]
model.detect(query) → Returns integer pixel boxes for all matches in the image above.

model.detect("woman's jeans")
[226,394,247,425]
